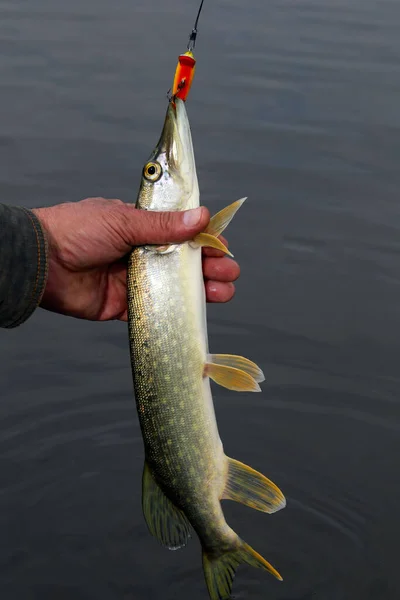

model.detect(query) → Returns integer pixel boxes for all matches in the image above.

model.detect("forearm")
[0,204,48,328]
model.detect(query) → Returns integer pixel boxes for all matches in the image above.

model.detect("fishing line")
[187,0,205,51]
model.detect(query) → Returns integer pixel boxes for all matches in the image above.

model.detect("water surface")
[1,0,400,598]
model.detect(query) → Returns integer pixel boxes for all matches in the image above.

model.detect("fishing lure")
[171,0,204,101]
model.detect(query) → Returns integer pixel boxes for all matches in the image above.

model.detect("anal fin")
[142,461,191,550]
[222,457,286,514]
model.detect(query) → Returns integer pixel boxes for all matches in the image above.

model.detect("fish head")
[136,98,199,212]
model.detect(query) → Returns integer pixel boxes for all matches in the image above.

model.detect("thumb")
[122,205,210,246]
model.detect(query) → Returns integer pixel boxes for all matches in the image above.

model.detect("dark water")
[1,0,400,598]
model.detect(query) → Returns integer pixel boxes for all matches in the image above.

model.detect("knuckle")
[110,198,124,207]
[82,196,105,203]
[160,211,176,233]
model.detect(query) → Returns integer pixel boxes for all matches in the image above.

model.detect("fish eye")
[143,161,162,182]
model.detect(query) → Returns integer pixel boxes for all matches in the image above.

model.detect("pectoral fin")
[204,362,261,392]
[207,353,265,383]
[142,462,191,550]
[206,197,247,237]
[192,198,246,256]
[192,233,233,256]
[222,457,286,514]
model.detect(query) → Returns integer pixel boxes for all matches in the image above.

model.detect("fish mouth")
[155,98,199,209]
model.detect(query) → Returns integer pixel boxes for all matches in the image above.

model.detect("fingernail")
[183,207,202,227]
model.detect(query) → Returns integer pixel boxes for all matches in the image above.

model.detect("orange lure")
[171,0,204,101]
[172,51,197,101]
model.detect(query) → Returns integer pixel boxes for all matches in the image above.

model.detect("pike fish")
[127,98,286,599]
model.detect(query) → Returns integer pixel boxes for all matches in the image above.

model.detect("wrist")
[31,206,62,311]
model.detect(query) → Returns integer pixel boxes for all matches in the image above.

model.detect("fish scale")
[127,98,286,599]
[128,244,221,486]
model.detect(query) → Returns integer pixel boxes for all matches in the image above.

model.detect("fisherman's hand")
[32,198,240,321]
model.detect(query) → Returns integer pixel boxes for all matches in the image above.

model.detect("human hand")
[32,198,240,321]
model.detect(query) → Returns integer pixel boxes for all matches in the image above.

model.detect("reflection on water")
[1,0,400,598]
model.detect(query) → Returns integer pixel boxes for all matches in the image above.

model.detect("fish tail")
[202,539,282,600]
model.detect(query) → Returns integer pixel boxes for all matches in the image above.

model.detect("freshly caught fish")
[127,97,286,599]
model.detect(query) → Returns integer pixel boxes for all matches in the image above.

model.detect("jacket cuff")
[0,205,48,328]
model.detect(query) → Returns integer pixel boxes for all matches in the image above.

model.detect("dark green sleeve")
[0,204,48,328]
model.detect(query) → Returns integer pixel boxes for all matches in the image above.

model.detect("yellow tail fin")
[202,539,282,600]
